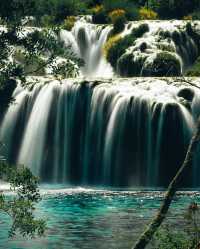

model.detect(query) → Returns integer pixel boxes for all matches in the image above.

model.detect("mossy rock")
[142,51,182,77]
[117,52,146,76]
[106,33,136,68]
[131,23,149,38]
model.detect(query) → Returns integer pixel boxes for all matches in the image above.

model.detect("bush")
[62,16,76,31]
[92,5,108,24]
[149,0,200,19]
[36,0,87,25]
[139,7,158,20]
[185,56,200,76]
[40,15,55,27]
[104,34,122,65]
[112,15,127,34]
[108,9,127,34]
[103,0,139,21]
[152,203,200,249]
[108,8,126,23]
[191,11,200,20]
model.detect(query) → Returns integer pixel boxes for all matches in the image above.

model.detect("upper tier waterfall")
[60,21,114,77]
[59,20,200,77]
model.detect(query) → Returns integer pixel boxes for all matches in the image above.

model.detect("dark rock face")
[177,88,195,102]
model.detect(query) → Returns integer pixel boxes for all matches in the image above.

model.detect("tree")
[0,0,82,238]
[132,117,200,249]
[0,161,46,238]
[0,0,83,109]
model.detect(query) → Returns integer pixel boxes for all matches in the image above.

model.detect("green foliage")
[149,0,200,19]
[106,23,149,69]
[0,0,36,23]
[153,225,190,249]
[0,162,46,238]
[106,34,135,68]
[0,1,83,107]
[112,15,126,34]
[62,16,76,31]
[152,202,200,249]
[103,0,140,21]
[186,56,200,76]
[35,0,88,25]
[191,11,200,20]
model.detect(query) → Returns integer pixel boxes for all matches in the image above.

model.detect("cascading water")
[1,77,200,187]
[1,21,200,187]
[60,21,113,77]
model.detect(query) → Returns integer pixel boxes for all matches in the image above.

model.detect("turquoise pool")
[0,186,200,249]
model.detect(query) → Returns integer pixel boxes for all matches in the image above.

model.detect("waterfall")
[1,78,199,187]
[60,21,114,78]
[1,20,200,187]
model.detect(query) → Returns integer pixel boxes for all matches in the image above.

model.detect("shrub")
[191,11,200,20]
[91,4,104,14]
[14,50,46,76]
[92,5,108,24]
[103,34,122,62]
[185,56,200,76]
[103,0,139,21]
[139,7,158,20]
[62,16,76,31]
[108,9,126,23]
[40,15,55,27]
[149,0,200,19]
[112,15,127,34]
[108,8,127,34]
[152,202,200,249]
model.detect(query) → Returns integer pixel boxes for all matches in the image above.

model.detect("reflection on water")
[0,186,200,249]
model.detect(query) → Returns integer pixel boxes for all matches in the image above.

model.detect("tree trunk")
[132,118,200,249]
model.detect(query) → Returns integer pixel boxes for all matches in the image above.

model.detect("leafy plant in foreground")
[0,162,46,238]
